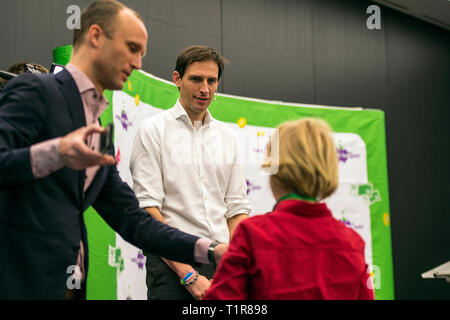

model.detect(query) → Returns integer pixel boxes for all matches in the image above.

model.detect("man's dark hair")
[8,62,48,75]
[73,0,143,47]
[175,45,229,80]
[0,62,48,91]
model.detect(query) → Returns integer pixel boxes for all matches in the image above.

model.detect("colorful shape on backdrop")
[127,81,132,92]
[340,216,352,228]
[339,211,364,231]
[108,246,125,273]
[350,183,382,206]
[257,131,265,136]
[370,190,381,205]
[135,94,140,106]
[126,286,133,300]
[237,117,247,128]
[246,179,262,195]
[131,251,146,270]
[116,148,121,166]
[383,212,390,227]
[337,141,361,163]
[115,110,133,131]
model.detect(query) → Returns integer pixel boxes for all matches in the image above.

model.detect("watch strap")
[208,240,220,265]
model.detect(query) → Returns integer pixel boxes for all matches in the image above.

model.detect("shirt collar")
[65,63,98,95]
[173,99,213,126]
[65,63,109,113]
[273,199,332,218]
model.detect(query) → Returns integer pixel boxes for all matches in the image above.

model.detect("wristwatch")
[208,240,220,265]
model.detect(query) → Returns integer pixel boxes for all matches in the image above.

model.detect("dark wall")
[1,0,449,299]
[383,8,450,300]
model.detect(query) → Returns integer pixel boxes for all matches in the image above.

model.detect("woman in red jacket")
[203,118,374,300]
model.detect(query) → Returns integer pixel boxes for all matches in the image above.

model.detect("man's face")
[173,60,219,116]
[95,9,147,91]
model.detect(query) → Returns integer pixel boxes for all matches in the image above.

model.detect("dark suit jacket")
[0,70,199,299]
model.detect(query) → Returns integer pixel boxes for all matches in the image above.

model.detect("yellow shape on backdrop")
[128,81,132,91]
[382,212,390,227]
[257,131,265,136]
[135,94,140,106]
[237,117,247,128]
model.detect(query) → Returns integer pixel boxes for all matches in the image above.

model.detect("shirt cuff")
[224,203,252,219]
[194,238,213,264]
[137,198,162,211]
[30,137,64,179]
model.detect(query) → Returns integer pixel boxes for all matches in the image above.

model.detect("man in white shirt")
[130,45,251,300]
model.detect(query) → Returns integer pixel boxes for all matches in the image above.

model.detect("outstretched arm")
[203,222,251,300]
[146,207,212,300]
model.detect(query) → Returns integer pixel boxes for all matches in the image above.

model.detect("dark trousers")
[65,282,86,300]
[145,253,216,300]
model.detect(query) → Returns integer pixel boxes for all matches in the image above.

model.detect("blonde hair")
[264,118,339,201]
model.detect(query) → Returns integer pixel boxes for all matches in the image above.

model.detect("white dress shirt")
[130,100,251,243]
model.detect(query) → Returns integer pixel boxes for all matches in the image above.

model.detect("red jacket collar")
[272,199,332,218]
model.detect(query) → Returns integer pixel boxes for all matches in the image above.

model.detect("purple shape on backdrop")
[246,179,262,195]
[131,252,145,269]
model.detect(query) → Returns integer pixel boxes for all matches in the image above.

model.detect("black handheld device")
[100,123,114,154]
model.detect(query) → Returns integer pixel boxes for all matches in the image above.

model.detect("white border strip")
[137,70,364,111]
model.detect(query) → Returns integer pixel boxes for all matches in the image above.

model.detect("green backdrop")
[83,70,394,300]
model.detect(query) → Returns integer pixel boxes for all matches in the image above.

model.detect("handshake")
[208,240,228,266]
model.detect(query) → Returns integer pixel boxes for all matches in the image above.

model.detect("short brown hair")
[264,118,339,201]
[73,0,142,47]
[175,45,229,80]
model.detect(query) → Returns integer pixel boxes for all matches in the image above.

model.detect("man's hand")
[59,124,115,170]
[185,275,211,300]
[214,243,229,265]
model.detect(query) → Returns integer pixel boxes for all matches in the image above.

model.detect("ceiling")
[371,0,450,31]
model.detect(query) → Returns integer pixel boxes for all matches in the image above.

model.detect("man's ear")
[88,24,103,48]
[172,71,182,88]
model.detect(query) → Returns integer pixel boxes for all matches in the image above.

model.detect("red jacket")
[204,199,375,300]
